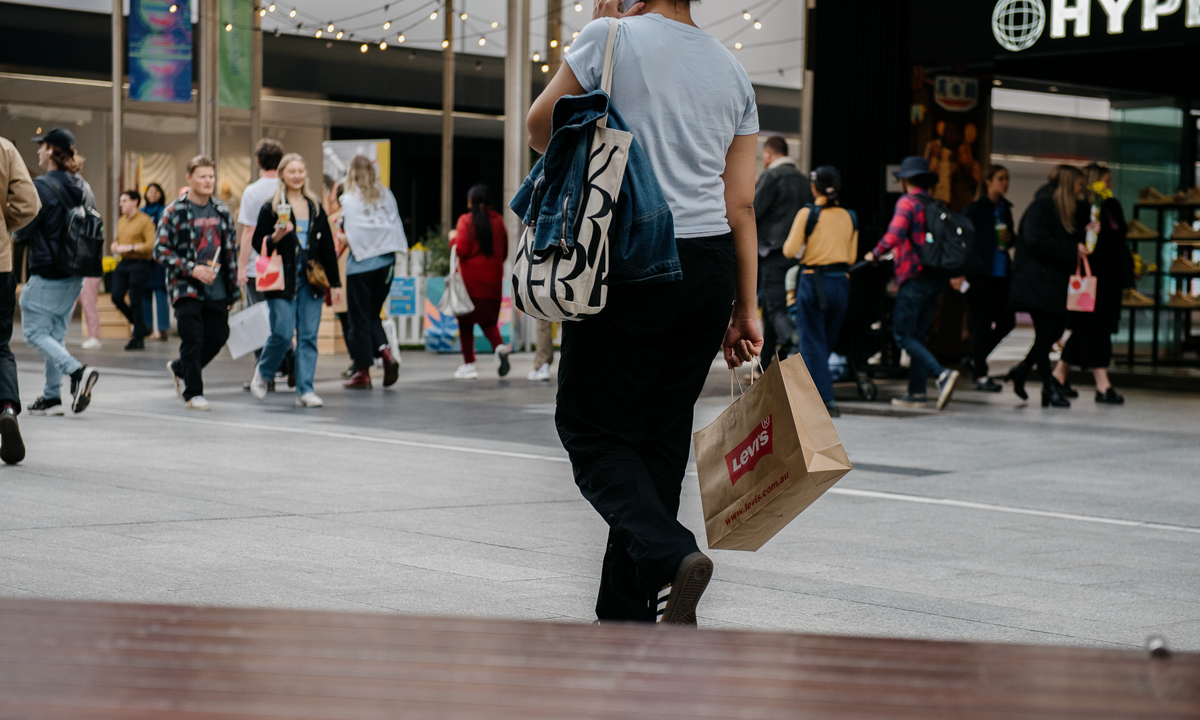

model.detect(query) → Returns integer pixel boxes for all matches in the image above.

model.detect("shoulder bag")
[438,248,475,317]
[511,19,630,322]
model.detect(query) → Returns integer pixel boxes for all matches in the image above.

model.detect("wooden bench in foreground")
[1,598,1197,719]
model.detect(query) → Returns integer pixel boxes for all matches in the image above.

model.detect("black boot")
[1095,387,1125,404]
[1003,364,1029,401]
[1041,378,1071,408]
[1060,381,1079,399]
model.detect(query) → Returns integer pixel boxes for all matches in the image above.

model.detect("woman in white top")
[339,156,406,390]
[527,0,762,626]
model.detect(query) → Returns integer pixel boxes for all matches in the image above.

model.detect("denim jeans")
[20,275,84,400]
[556,235,736,622]
[257,272,323,396]
[796,272,850,403]
[0,273,19,413]
[892,272,947,397]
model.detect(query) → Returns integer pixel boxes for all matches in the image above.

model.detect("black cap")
[893,156,937,184]
[31,127,76,153]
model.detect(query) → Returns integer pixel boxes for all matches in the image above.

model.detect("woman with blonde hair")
[339,155,406,389]
[1006,165,1097,407]
[250,153,341,407]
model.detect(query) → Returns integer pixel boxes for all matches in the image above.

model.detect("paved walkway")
[2,325,1197,652]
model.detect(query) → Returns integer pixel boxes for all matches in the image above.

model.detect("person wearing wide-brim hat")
[864,156,960,411]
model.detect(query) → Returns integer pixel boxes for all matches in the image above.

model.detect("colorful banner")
[128,0,193,104]
[219,0,252,110]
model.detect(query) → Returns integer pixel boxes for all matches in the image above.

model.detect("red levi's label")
[725,415,773,487]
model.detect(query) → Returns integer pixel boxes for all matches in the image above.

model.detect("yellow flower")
[102,256,118,273]
[1090,181,1113,201]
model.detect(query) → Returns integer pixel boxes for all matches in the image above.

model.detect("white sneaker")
[185,395,211,411]
[81,337,102,350]
[495,344,511,377]
[250,371,269,401]
[527,363,551,382]
[167,361,182,399]
[295,392,324,407]
[453,363,479,380]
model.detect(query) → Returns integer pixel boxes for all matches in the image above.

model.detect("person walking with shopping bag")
[526,0,762,626]
[339,155,404,390]
[449,185,509,380]
[249,153,342,408]
[1006,165,1095,408]
[782,165,857,417]
[1051,163,1133,404]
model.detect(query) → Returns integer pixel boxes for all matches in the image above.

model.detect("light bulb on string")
[541,64,549,73]
[397,33,405,42]
[733,42,742,49]
[336,30,343,38]
[574,2,582,10]
[224,22,232,31]
[288,8,296,16]
[168,3,177,11]
[572,31,579,38]
[430,11,437,20]
[478,36,486,45]
[315,29,322,37]
[268,3,275,11]
[533,52,540,61]
[258,8,266,17]
[383,20,390,29]
[460,12,468,19]
[491,21,498,27]
[550,39,558,47]
[742,10,751,20]
[441,39,449,48]
[380,41,388,49]
[753,20,761,29]
[327,23,334,31]
[360,44,368,52]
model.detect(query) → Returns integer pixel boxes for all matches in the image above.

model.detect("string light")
[734,42,742,49]
[574,2,582,10]
[541,64,549,73]
[753,20,762,29]
[460,12,468,19]
[742,10,751,20]
[478,36,486,45]
[572,31,579,38]
[532,52,540,61]
[360,43,368,52]
[441,39,449,48]
[564,45,570,52]
[491,21,498,28]
[397,33,405,42]
[383,20,391,29]
[430,11,437,19]
[550,39,558,47]
[268,3,275,10]
[168,3,176,11]
[289,7,296,16]
[380,41,388,49]
[327,23,335,31]
[315,29,322,37]
[336,30,344,38]
[225,22,232,31]
[258,8,266,17]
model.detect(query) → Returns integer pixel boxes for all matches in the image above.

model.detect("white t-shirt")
[237,175,279,277]
[566,15,759,238]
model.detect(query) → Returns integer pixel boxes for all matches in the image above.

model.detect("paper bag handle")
[729,355,764,402]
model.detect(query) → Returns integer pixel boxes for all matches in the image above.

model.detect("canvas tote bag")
[255,247,284,292]
[438,249,476,317]
[1067,256,1097,313]
[693,354,853,551]
[510,19,630,322]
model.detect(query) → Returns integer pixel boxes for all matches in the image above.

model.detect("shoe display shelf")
[1127,201,1200,367]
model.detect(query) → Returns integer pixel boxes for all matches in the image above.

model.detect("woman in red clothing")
[451,185,510,379]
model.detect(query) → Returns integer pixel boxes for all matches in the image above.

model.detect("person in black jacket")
[962,165,1017,392]
[1051,163,1134,404]
[17,127,100,416]
[753,136,812,369]
[1006,165,1096,407]
[249,153,341,408]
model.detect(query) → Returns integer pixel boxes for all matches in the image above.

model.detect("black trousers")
[0,272,18,414]
[556,235,736,622]
[346,265,392,372]
[1021,310,1067,391]
[965,275,1016,378]
[1061,324,1113,370]
[111,259,154,340]
[172,298,230,400]
[758,250,797,369]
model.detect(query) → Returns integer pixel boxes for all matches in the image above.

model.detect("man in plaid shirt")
[865,157,959,411]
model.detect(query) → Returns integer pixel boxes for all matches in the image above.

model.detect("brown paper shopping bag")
[693,354,852,551]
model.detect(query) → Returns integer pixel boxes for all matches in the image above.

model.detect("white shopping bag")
[227,302,271,359]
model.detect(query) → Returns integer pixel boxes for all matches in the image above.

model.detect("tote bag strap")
[596,19,619,131]
[1076,255,1092,278]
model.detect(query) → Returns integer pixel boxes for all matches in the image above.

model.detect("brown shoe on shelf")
[379,346,400,387]
[1167,292,1200,309]
[1170,221,1200,240]
[1122,288,1156,308]
[1126,219,1159,239]
[343,368,372,389]
[1139,186,1175,205]
[1182,187,1200,205]
[1169,257,1200,275]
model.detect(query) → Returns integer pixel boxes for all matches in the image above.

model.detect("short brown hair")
[763,136,788,157]
[121,189,140,204]
[255,138,284,171]
[187,155,216,176]
[48,144,83,174]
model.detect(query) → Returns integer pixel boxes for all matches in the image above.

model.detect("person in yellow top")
[111,189,158,350]
[782,166,858,417]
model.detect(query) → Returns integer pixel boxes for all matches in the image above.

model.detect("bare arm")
[237,223,254,286]
[527,62,586,154]
[721,133,765,368]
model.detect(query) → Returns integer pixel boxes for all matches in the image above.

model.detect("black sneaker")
[974,378,1003,392]
[27,396,65,416]
[69,366,99,414]
[0,405,25,464]
[657,552,713,626]
[124,336,145,351]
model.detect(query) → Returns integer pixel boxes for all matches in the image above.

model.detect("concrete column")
[197,0,218,158]
[250,0,262,180]
[441,0,455,236]
[504,0,532,350]
[111,0,122,242]
[799,0,815,174]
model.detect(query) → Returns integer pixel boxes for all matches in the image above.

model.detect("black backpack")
[913,195,975,274]
[41,175,105,278]
[804,203,858,239]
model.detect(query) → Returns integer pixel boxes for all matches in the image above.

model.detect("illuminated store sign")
[993,0,1199,52]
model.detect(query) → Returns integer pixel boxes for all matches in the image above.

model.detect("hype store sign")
[991,0,1200,54]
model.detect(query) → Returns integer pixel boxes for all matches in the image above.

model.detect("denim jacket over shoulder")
[509,90,679,284]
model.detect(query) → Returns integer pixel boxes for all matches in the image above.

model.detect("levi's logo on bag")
[725,415,773,487]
